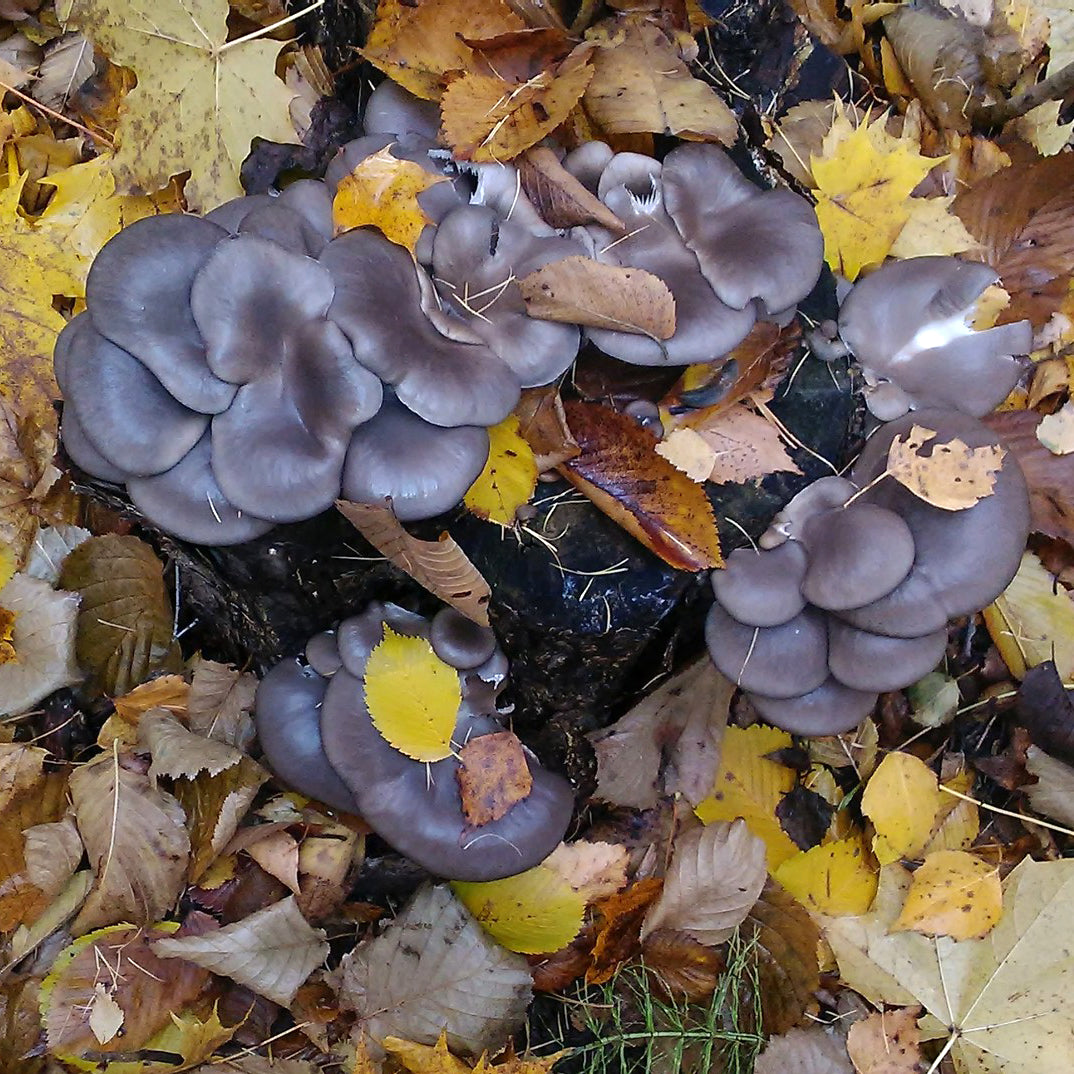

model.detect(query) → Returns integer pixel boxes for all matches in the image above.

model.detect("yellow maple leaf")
[811,111,941,280]
[893,849,1002,940]
[464,416,538,526]
[861,752,941,865]
[332,147,449,254]
[0,174,83,433]
[363,626,460,761]
[385,1030,472,1074]
[58,0,297,211]
[694,724,799,868]
[773,836,878,916]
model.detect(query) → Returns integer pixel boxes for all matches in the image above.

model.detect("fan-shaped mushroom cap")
[430,607,497,670]
[58,315,208,476]
[127,432,274,545]
[319,668,573,880]
[468,161,555,236]
[799,503,916,611]
[759,476,857,548]
[341,398,489,521]
[336,602,429,678]
[711,542,807,627]
[363,78,442,140]
[321,229,521,427]
[661,144,824,313]
[236,200,329,258]
[705,602,829,699]
[827,619,947,693]
[585,155,756,365]
[59,407,127,483]
[431,205,582,386]
[750,677,878,735]
[277,179,335,245]
[254,657,360,814]
[839,408,1030,636]
[85,214,237,414]
[203,192,274,233]
[562,140,614,193]
[191,235,336,384]
[306,630,343,677]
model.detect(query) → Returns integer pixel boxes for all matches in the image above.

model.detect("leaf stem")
[217,0,326,54]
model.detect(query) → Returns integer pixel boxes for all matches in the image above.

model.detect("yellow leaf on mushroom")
[364,627,461,762]
[464,416,538,526]
[885,424,1006,510]
[893,849,1002,940]
[332,146,449,254]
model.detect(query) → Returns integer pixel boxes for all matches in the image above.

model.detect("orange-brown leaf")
[640,928,724,1001]
[514,387,580,473]
[457,731,533,827]
[587,876,663,984]
[559,401,723,571]
[518,146,626,232]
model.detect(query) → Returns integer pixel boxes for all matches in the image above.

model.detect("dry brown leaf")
[1025,746,1074,828]
[587,876,664,984]
[154,896,329,1007]
[519,256,675,339]
[362,0,526,100]
[543,840,629,902]
[108,674,190,743]
[640,820,767,945]
[0,399,59,569]
[245,828,302,894]
[518,146,626,232]
[640,928,723,1000]
[754,1026,853,1074]
[513,387,579,473]
[456,731,533,827]
[846,1006,923,1074]
[186,655,258,749]
[296,819,365,921]
[559,400,723,570]
[584,14,737,142]
[23,815,83,898]
[885,424,1005,510]
[139,708,244,782]
[337,499,491,626]
[70,748,189,934]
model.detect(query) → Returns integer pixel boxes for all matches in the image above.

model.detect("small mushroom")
[362,78,442,141]
[429,607,498,670]
[710,542,807,627]
[336,602,429,678]
[750,677,877,736]
[759,476,858,548]
[306,630,343,677]
[562,140,614,193]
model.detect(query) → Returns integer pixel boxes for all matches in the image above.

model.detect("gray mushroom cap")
[127,431,274,545]
[799,503,916,611]
[431,204,582,386]
[750,676,878,735]
[661,144,825,313]
[57,314,208,476]
[305,631,343,678]
[429,607,497,670]
[236,200,329,258]
[562,140,614,193]
[839,407,1030,636]
[319,668,573,881]
[363,78,442,141]
[254,657,360,814]
[85,214,237,414]
[759,476,858,548]
[468,161,555,236]
[705,601,829,699]
[59,406,127,483]
[204,193,274,233]
[711,542,807,627]
[337,602,429,679]
[827,620,947,693]
[321,228,521,427]
[341,397,489,521]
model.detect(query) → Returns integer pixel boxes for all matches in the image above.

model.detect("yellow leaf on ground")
[984,551,1074,681]
[464,416,537,526]
[924,772,979,854]
[385,1029,472,1074]
[812,111,940,280]
[452,864,586,954]
[886,424,1005,510]
[773,836,878,916]
[59,0,297,210]
[695,724,799,868]
[332,146,449,254]
[1036,400,1074,455]
[363,627,460,761]
[893,850,1002,940]
[888,195,982,259]
[861,752,940,865]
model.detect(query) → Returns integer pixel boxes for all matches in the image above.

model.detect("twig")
[974,59,1074,130]
[0,78,113,147]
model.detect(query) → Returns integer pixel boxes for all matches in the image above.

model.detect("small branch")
[0,78,113,147]
[973,59,1074,130]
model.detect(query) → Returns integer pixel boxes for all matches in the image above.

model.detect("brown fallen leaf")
[513,386,579,473]
[885,424,1005,510]
[139,708,245,782]
[640,928,723,1001]
[587,876,664,984]
[109,674,190,742]
[457,731,533,826]
[519,256,675,339]
[23,815,83,899]
[0,399,59,569]
[186,655,258,750]
[337,499,492,626]
[583,13,737,143]
[754,1027,853,1074]
[846,1006,923,1074]
[518,146,626,232]
[559,400,723,571]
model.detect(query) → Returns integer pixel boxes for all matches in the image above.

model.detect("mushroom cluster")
[55,77,826,545]
[254,601,574,881]
[705,408,1030,734]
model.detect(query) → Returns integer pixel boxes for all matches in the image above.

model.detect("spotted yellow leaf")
[332,146,449,254]
[464,416,538,526]
[893,849,1002,940]
[773,836,878,916]
[452,864,585,954]
[861,752,940,865]
[695,724,799,869]
[364,627,460,761]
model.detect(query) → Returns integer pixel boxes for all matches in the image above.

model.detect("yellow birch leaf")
[773,837,878,916]
[464,416,537,526]
[812,112,940,280]
[363,627,460,761]
[861,752,940,864]
[332,146,449,254]
[886,424,1005,510]
[893,849,1002,940]
[695,724,799,869]
[888,195,983,259]
[452,864,585,954]
[1036,400,1074,455]
[924,773,979,854]
[984,551,1074,681]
